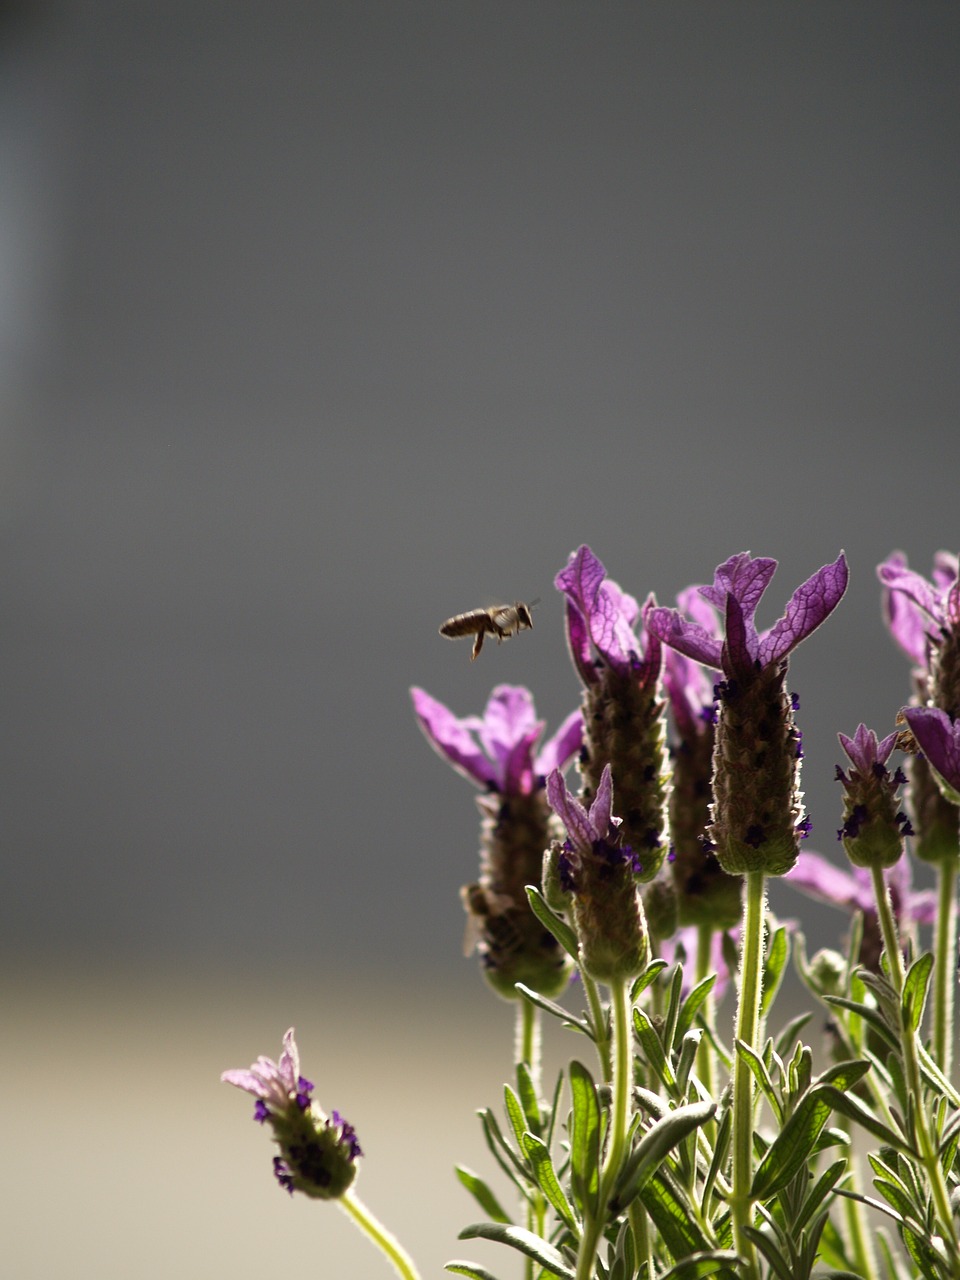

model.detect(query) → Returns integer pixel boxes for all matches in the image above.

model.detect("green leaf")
[503,1084,529,1152]
[630,958,669,1000]
[612,1099,716,1211]
[525,886,580,960]
[478,1108,531,1188]
[662,960,685,1053]
[639,1169,711,1260]
[660,1253,740,1280]
[760,924,789,1018]
[774,1011,813,1058]
[674,973,718,1047]
[458,1224,576,1279]
[751,1083,841,1199]
[634,1006,675,1089]
[515,1061,542,1135]
[819,1085,918,1157]
[446,1263,504,1280]
[515,984,592,1038]
[455,1166,513,1225]
[742,1226,794,1280]
[568,1059,601,1214]
[675,1030,703,1095]
[902,951,934,1033]
[793,1156,847,1235]
[521,1132,578,1231]
[734,1039,783,1124]
[823,995,899,1052]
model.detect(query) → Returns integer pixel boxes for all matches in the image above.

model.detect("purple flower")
[647,551,849,680]
[222,1029,362,1200]
[662,589,719,739]
[545,764,648,981]
[222,1027,313,1118]
[878,550,960,671]
[785,850,935,971]
[554,544,660,686]
[833,725,912,869]
[900,706,960,805]
[411,684,581,795]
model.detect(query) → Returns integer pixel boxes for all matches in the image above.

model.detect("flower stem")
[870,865,960,1267]
[337,1189,422,1280]
[695,922,717,1097]
[731,870,766,1280]
[933,852,958,1079]
[516,997,542,1095]
[574,976,632,1280]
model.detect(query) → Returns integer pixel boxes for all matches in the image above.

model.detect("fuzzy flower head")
[878,550,960,690]
[545,763,648,981]
[899,706,960,807]
[834,724,912,869]
[786,851,936,972]
[648,553,848,877]
[222,1029,361,1200]
[554,545,669,882]
[411,684,581,796]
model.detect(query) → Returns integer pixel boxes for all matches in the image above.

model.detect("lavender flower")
[648,552,848,876]
[834,724,913,868]
[786,851,936,972]
[222,1029,361,1199]
[555,545,669,881]
[545,763,647,981]
[900,706,960,807]
[411,685,581,997]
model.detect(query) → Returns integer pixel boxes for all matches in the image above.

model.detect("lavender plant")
[221,545,960,1280]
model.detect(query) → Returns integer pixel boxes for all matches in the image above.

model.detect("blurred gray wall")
[3,2,958,980]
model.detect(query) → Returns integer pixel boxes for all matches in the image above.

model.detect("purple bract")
[554,545,661,685]
[900,706,960,804]
[878,550,960,669]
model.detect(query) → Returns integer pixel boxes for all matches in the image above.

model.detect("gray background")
[2,3,958,1276]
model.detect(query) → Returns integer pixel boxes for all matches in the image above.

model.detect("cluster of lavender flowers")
[222,545,960,1280]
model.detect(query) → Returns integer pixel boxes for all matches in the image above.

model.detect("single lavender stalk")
[338,1191,423,1280]
[879,550,960,1078]
[649,549,848,1275]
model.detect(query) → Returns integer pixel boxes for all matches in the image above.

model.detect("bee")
[439,601,535,660]
[460,883,522,958]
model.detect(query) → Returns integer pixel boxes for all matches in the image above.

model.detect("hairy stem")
[731,871,766,1280]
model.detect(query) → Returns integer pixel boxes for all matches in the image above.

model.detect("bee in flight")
[439,600,535,660]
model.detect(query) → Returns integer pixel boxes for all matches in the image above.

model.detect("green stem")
[338,1189,422,1280]
[516,997,542,1095]
[582,971,612,1080]
[842,1166,879,1280]
[870,865,960,1266]
[933,853,958,1079]
[731,871,766,1280]
[574,977,633,1280]
[695,922,717,1098]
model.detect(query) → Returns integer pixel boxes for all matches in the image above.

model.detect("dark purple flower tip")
[896,812,915,836]
[901,706,960,802]
[295,1076,314,1110]
[331,1111,363,1161]
[791,692,801,711]
[273,1156,296,1195]
[253,1099,270,1124]
[667,847,677,863]
[796,817,813,839]
[840,804,870,841]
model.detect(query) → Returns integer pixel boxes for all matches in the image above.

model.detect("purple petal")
[555,545,638,671]
[905,889,938,927]
[901,706,960,796]
[878,558,941,620]
[221,1068,269,1097]
[411,687,498,789]
[278,1028,300,1091]
[478,686,541,771]
[838,723,891,775]
[785,851,870,911]
[587,763,615,836]
[546,768,594,852]
[663,646,712,738]
[536,709,584,777]
[760,553,849,667]
[932,551,959,593]
[879,552,930,666]
[646,606,723,670]
[501,725,543,796]
[706,554,779,626]
[722,591,757,675]
[564,598,597,685]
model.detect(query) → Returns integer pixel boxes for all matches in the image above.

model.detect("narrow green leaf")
[660,1252,740,1280]
[818,1085,918,1156]
[446,1263,504,1280]
[918,1041,960,1107]
[525,886,580,960]
[675,1029,703,1095]
[455,1166,513,1225]
[639,1169,711,1260]
[478,1108,532,1187]
[817,1058,871,1092]
[751,1083,838,1199]
[521,1132,578,1232]
[760,924,789,1018]
[702,1105,731,1211]
[634,1006,675,1089]
[545,1068,564,1151]
[613,1099,716,1210]
[674,973,718,1047]
[630,958,668,999]
[515,984,592,1038]
[872,1177,922,1230]
[774,1011,814,1058]
[459,1223,576,1279]
[793,1156,847,1235]
[734,1039,783,1124]
[503,1084,529,1152]
[823,995,899,1052]
[902,951,934,1033]
[515,1061,542,1136]
[662,960,685,1054]
[568,1059,600,1213]
[742,1226,794,1280]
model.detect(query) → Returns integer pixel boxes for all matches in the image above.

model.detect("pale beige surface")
[3,968,543,1279]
